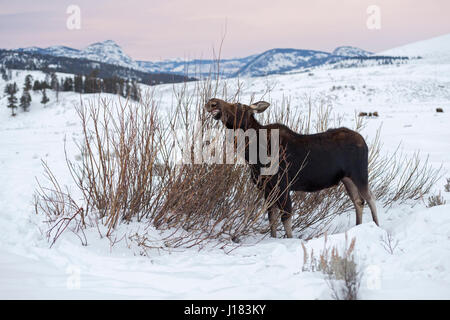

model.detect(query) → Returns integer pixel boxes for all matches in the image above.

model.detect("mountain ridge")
[17,40,142,71]
[13,40,376,78]
[0,48,193,86]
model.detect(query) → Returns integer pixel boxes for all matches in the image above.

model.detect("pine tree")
[117,78,125,96]
[50,72,60,100]
[74,74,83,93]
[50,73,58,90]
[44,74,51,87]
[1,67,9,81]
[125,81,132,98]
[84,75,93,93]
[39,76,51,90]
[41,88,50,107]
[4,82,18,116]
[32,80,42,91]
[84,70,101,94]
[51,73,60,102]
[130,81,140,101]
[24,75,33,91]
[63,77,74,91]
[20,90,32,112]
[1,68,12,81]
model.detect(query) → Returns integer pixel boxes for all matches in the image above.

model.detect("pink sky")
[1,0,450,60]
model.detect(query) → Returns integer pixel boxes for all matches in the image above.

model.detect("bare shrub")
[35,92,177,247]
[67,94,170,236]
[153,163,270,247]
[326,254,361,300]
[34,161,87,247]
[35,79,285,249]
[444,178,450,192]
[34,76,443,249]
[301,234,361,300]
[380,232,399,255]
[427,192,446,208]
[149,83,293,246]
[369,139,442,208]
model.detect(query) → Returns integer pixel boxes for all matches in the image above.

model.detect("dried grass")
[427,192,446,208]
[302,234,361,300]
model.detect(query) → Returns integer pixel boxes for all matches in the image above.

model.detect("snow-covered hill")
[236,48,335,77]
[332,46,372,57]
[379,33,450,61]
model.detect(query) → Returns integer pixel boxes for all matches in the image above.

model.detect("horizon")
[10,39,380,61]
[1,0,450,60]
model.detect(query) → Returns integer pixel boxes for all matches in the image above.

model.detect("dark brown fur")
[205,98,379,238]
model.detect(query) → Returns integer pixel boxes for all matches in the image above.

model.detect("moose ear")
[249,101,270,113]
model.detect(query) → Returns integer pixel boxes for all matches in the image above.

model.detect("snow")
[379,33,450,62]
[1,34,450,299]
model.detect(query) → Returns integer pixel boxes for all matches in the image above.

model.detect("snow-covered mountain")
[236,48,339,77]
[0,48,191,86]
[138,47,377,78]
[332,46,372,57]
[81,40,141,70]
[40,45,82,57]
[17,40,142,71]
[13,41,376,78]
[137,55,258,78]
[379,33,450,62]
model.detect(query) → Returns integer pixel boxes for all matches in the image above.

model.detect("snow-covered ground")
[1,35,450,299]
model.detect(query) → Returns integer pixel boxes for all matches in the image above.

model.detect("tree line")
[3,69,141,117]
[33,70,141,100]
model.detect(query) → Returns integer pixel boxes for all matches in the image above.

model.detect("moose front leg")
[268,206,279,238]
[279,193,293,238]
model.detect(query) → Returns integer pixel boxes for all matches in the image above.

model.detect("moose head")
[204,98,270,130]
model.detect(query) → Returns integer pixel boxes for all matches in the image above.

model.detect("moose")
[204,98,379,238]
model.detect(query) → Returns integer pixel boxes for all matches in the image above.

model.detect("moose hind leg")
[359,186,379,226]
[281,214,293,238]
[342,177,364,225]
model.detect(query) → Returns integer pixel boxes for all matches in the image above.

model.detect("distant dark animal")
[436,108,444,113]
[205,98,379,238]
[359,111,379,117]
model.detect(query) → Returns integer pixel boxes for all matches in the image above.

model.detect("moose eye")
[211,102,217,107]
